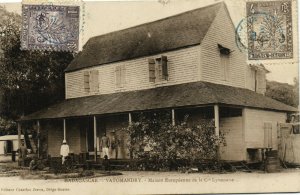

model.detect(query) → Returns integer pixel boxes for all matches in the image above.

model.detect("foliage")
[0,117,16,135]
[266,79,299,108]
[0,6,74,120]
[122,112,225,170]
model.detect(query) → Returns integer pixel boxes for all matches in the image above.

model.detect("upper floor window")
[84,70,99,93]
[220,54,230,81]
[218,44,230,81]
[148,55,168,83]
[115,65,126,88]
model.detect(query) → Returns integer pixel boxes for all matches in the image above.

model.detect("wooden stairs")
[225,161,252,172]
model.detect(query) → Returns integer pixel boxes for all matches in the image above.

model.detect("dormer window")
[218,44,231,55]
[218,45,230,81]
[148,55,168,82]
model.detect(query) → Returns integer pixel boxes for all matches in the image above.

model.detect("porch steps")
[226,161,252,172]
[88,159,131,170]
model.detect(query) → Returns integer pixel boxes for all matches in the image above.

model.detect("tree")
[265,79,299,108]
[0,6,74,120]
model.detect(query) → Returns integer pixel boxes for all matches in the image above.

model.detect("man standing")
[111,130,120,159]
[60,140,69,165]
[100,132,110,159]
[19,141,27,166]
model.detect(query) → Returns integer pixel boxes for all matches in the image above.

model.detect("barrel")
[265,150,281,173]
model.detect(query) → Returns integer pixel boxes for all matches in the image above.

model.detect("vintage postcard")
[0,0,299,194]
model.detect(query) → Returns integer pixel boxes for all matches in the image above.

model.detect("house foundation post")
[214,105,220,137]
[214,105,220,162]
[171,109,175,126]
[17,122,21,166]
[93,116,97,162]
[128,113,133,159]
[37,120,40,158]
[17,122,21,152]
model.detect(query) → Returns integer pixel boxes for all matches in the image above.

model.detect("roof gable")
[65,2,224,72]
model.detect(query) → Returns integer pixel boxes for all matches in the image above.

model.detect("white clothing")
[60,144,70,165]
[60,144,70,156]
[102,147,109,159]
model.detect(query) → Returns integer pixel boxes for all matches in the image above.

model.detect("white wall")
[200,5,247,88]
[220,116,245,161]
[65,46,200,99]
[0,142,4,155]
[244,108,287,150]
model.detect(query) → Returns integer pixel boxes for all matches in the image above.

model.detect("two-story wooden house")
[20,2,296,162]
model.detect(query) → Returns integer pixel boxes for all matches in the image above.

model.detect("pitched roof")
[20,81,297,121]
[65,3,223,72]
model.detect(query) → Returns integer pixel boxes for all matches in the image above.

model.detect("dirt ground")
[0,163,299,194]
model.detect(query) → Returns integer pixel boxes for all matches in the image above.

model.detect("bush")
[122,112,225,170]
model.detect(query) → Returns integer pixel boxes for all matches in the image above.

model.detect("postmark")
[246,1,293,60]
[21,4,80,52]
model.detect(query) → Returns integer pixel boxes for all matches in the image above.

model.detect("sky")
[1,0,299,84]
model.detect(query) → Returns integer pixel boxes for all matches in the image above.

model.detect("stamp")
[246,1,293,60]
[21,4,80,51]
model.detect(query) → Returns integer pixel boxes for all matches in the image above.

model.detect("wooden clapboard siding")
[244,108,286,149]
[220,116,245,161]
[200,5,247,88]
[65,46,200,99]
[246,66,255,91]
[44,119,86,157]
[65,71,85,98]
[65,119,81,154]
[44,120,64,157]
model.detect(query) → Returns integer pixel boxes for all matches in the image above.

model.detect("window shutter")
[148,59,156,82]
[90,70,99,92]
[84,71,90,92]
[264,122,272,148]
[121,65,126,87]
[116,66,121,88]
[161,56,168,80]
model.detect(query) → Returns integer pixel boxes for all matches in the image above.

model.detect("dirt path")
[0,169,299,194]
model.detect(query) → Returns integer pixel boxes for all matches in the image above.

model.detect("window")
[218,44,230,81]
[4,140,13,154]
[148,55,168,82]
[84,71,90,92]
[115,65,126,88]
[83,70,99,93]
